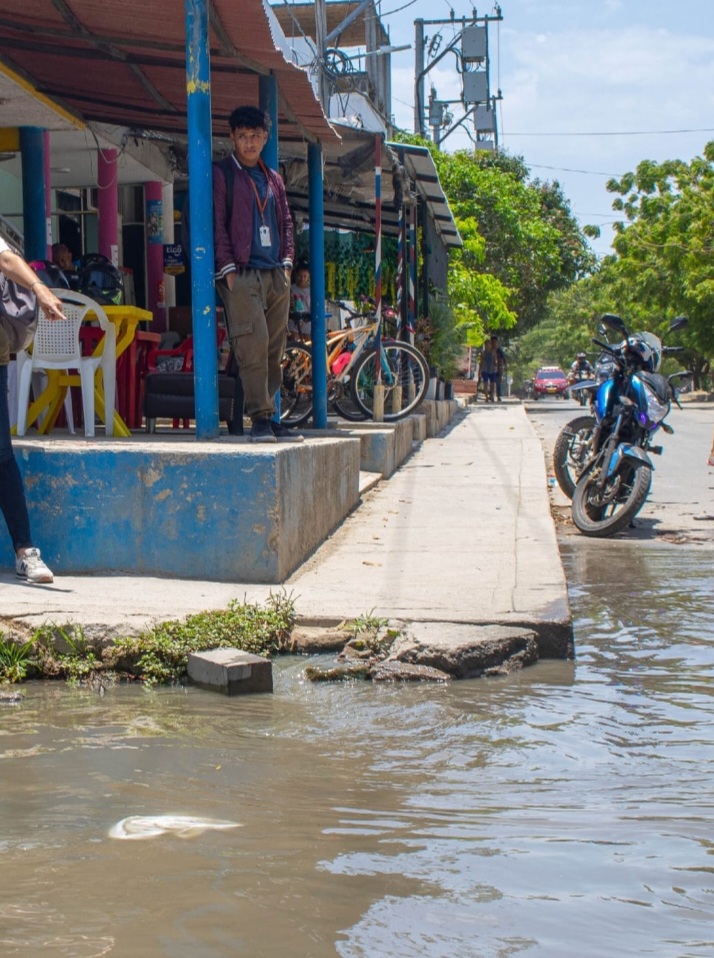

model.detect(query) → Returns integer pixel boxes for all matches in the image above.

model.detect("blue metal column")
[258,74,282,419]
[185,0,218,439]
[308,142,327,428]
[258,75,278,170]
[19,127,47,262]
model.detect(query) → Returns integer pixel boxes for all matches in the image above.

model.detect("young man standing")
[213,105,301,443]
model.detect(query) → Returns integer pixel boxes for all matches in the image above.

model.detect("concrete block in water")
[187,648,273,695]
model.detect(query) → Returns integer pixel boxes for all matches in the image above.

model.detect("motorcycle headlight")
[640,383,669,426]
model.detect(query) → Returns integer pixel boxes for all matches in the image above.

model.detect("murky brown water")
[2,544,713,957]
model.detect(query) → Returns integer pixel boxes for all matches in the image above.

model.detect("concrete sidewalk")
[0,403,571,654]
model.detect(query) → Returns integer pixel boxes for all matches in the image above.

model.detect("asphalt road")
[525,396,714,545]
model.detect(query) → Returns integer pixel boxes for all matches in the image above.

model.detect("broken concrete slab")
[370,660,451,682]
[389,623,539,678]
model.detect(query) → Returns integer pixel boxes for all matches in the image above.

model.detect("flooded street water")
[2,543,714,957]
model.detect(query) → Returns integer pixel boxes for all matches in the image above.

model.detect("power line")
[528,163,622,177]
[377,0,420,17]
[505,128,714,137]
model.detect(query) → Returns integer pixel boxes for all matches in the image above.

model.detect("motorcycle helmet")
[627,332,662,372]
[29,259,70,290]
[576,352,587,360]
[77,255,124,306]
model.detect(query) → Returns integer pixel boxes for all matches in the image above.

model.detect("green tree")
[602,143,714,384]
[433,149,596,333]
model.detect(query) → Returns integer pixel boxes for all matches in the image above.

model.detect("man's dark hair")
[229,105,270,132]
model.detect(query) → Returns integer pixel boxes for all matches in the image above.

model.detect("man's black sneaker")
[270,420,305,443]
[249,419,278,443]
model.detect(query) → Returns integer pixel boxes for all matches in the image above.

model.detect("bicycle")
[281,301,430,426]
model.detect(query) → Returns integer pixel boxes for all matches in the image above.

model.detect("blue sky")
[373,0,714,258]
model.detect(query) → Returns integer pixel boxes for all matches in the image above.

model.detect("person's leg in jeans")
[0,363,32,553]
[0,363,54,582]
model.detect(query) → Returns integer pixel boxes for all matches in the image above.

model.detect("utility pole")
[414,7,503,150]
[314,0,330,115]
[414,19,425,137]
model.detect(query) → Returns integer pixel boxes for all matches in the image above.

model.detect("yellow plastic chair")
[15,290,117,438]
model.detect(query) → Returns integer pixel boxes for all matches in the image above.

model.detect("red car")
[533,366,568,399]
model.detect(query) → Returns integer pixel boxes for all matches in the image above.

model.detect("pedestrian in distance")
[491,334,507,402]
[213,104,302,443]
[0,237,66,583]
[479,338,497,402]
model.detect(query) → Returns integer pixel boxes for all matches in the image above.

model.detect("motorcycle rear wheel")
[553,415,596,499]
[571,460,652,537]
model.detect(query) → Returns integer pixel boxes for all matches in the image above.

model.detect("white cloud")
[387,7,714,255]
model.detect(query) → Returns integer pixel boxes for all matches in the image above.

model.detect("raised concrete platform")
[421,399,460,436]
[335,417,416,478]
[2,405,573,656]
[15,433,361,583]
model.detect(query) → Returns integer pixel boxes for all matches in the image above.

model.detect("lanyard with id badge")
[249,161,273,247]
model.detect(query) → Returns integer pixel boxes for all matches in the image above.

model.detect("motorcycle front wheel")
[553,415,596,499]
[571,460,652,537]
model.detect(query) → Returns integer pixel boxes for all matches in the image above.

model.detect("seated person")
[289,260,311,340]
[51,243,79,289]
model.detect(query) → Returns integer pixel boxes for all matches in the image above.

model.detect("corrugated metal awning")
[282,126,461,247]
[0,0,338,147]
[390,142,462,248]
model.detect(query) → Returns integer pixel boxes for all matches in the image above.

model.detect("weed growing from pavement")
[0,635,35,683]
[348,610,400,655]
[33,624,103,683]
[0,592,297,687]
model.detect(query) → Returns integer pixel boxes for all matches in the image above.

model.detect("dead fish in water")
[109,815,241,840]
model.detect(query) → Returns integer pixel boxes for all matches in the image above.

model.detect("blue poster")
[146,199,163,244]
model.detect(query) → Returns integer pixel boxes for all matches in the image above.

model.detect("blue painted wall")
[14,439,361,582]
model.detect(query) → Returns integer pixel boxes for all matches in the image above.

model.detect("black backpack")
[180,156,235,266]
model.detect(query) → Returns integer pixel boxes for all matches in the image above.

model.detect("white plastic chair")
[16,290,117,438]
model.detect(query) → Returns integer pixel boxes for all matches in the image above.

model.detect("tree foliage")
[391,133,597,377]
[604,143,714,366]
[432,148,596,335]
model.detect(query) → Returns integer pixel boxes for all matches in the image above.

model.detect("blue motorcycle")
[570,313,689,537]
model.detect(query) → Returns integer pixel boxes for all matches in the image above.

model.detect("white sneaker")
[16,548,54,584]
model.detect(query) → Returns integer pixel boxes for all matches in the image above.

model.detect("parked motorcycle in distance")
[570,313,690,537]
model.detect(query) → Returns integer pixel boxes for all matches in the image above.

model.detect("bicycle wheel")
[330,374,368,422]
[281,342,313,426]
[350,341,430,420]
